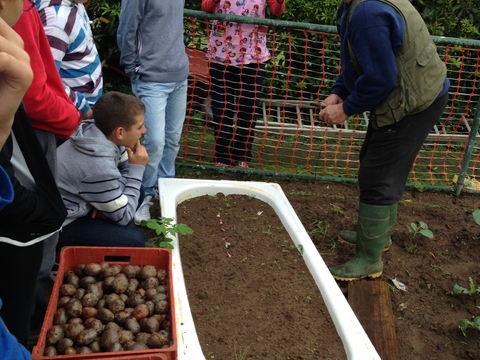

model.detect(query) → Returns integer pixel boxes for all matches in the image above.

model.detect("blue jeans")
[132,79,187,197]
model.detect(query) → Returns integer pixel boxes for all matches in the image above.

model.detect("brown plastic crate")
[32,246,176,360]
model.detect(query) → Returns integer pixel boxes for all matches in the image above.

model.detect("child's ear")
[113,126,124,141]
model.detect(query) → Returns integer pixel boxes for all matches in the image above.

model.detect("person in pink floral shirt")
[202,0,285,168]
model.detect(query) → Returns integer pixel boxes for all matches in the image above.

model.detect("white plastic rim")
[158,178,380,360]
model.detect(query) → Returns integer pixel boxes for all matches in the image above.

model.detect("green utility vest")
[347,0,446,128]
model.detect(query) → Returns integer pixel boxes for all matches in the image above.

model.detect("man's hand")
[321,94,343,108]
[126,140,149,166]
[319,94,348,126]
[320,103,348,126]
[0,19,33,149]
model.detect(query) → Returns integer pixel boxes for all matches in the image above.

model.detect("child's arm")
[80,164,145,226]
[117,0,144,77]
[13,10,80,139]
[81,141,148,226]
[268,0,286,17]
[0,19,33,150]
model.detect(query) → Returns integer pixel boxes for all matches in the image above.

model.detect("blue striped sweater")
[37,0,103,116]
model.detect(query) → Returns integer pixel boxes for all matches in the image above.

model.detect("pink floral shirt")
[206,0,270,66]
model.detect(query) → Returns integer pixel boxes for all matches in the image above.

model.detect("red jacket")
[12,5,80,139]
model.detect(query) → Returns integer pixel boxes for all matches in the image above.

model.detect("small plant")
[407,221,433,239]
[297,244,304,255]
[234,343,251,360]
[330,203,344,215]
[413,181,424,192]
[308,220,330,242]
[453,278,480,337]
[142,217,193,249]
[431,265,450,275]
[459,317,480,337]
[453,277,480,296]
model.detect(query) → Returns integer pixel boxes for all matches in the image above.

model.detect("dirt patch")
[149,171,480,359]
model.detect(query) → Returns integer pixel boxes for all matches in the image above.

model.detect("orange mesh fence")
[181,14,480,193]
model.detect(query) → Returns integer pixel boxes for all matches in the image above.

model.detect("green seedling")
[297,244,304,255]
[234,343,251,360]
[407,221,433,239]
[309,220,330,242]
[141,217,193,249]
[330,204,344,215]
[453,278,480,337]
[453,277,480,296]
[459,317,480,337]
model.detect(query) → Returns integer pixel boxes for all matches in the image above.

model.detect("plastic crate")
[104,355,168,360]
[32,246,176,360]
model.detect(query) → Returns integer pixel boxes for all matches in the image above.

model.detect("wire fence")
[179,10,480,196]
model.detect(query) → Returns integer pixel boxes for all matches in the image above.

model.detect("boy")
[37,0,103,120]
[56,91,149,248]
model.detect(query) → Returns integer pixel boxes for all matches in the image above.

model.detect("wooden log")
[348,280,400,360]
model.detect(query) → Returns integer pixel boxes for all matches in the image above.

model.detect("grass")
[234,344,251,360]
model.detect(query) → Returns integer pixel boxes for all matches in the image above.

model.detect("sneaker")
[134,195,153,225]
[155,186,160,201]
[237,161,249,169]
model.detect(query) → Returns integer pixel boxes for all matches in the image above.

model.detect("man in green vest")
[319,0,449,281]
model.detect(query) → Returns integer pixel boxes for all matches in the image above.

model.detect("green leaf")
[469,277,477,293]
[419,228,434,239]
[453,283,471,295]
[472,316,480,328]
[159,242,174,250]
[177,223,194,235]
[473,209,480,226]
[459,318,471,337]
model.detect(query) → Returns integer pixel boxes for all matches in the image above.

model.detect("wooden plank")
[348,280,400,360]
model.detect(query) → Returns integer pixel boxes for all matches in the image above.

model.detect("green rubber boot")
[338,203,397,251]
[329,203,391,281]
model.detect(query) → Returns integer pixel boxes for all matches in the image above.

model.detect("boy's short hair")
[93,92,145,136]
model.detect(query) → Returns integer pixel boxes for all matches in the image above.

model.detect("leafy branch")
[141,217,193,249]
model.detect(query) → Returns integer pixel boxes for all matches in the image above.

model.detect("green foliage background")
[85,0,480,185]
[88,0,479,89]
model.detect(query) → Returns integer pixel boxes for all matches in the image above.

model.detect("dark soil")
[148,170,480,360]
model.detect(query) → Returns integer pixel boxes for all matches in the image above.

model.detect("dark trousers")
[58,216,146,248]
[0,241,44,346]
[57,190,146,249]
[358,93,449,205]
[209,61,265,164]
